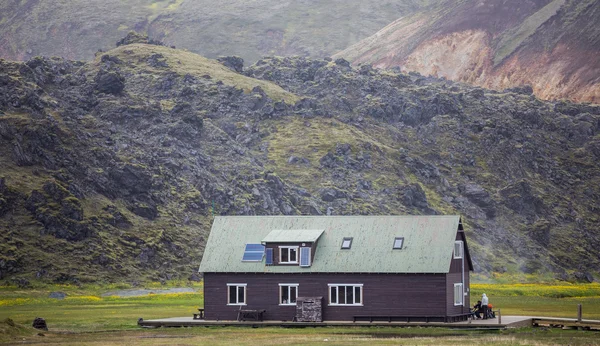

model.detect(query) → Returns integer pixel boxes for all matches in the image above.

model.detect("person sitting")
[487,303,495,319]
[471,300,482,319]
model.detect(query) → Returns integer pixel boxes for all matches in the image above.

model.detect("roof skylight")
[242,243,265,261]
[341,237,353,249]
[393,237,404,249]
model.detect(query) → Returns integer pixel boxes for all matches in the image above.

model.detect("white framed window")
[328,284,363,306]
[227,283,247,305]
[454,241,464,259]
[279,246,299,264]
[454,283,463,306]
[279,283,299,305]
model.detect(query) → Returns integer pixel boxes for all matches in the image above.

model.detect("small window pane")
[229,286,236,304]
[355,286,361,304]
[290,286,297,303]
[290,248,297,262]
[330,286,337,304]
[239,286,245,304]
[347,286,354,304]
[281,287,289,304]
[281,249,288,262]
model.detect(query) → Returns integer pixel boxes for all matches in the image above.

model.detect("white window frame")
[227,283,247,306]
[278,283,299,306]
[454,241,464,259]
[279,246,299,264]
[328,284,363,306]
[454,283,463,306]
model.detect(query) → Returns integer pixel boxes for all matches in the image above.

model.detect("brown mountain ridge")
[335,0,600,103]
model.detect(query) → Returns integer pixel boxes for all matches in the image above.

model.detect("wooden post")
[578,304,582,322]
[498,309,501,325]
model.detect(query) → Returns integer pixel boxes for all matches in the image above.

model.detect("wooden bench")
[193,308,205,320]
[353,315,442,323]
[237,309,266,322]
[446,313,471,322]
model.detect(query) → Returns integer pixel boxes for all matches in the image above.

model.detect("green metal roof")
[199,215,461,274]
[262,229,324,243]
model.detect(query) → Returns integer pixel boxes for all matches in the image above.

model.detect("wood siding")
[446,231,470,315]
[204,273,449,321]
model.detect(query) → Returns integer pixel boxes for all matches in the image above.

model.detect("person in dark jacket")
[471,300,483,319]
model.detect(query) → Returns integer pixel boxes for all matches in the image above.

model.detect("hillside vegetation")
[335,0,600,103]
[1,37,599,284]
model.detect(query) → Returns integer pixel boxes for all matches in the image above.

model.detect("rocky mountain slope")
[335,0,600,104]
[1,36,599,284]
[0,0,431,63]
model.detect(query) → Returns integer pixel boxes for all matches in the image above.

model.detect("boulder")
[32,317,48,331]
[95,70,125,95]
[217,56,244,73]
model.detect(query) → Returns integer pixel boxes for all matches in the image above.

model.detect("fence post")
[578,304,582,322]
[498,309,501,325]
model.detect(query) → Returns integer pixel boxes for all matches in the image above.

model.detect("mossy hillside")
[1,41,599,284]
[94,44,299,104]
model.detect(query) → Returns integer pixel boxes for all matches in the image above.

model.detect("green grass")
[1,282,600,345]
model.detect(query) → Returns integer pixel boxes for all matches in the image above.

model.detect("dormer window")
[279,246,299,264]
[341,237,353,249]
[393,237,404,249]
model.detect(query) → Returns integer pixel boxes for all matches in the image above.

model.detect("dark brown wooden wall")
[446,231,471,315]
[204,273,449,321]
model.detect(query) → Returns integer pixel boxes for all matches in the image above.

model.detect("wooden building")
[198,215,473,322]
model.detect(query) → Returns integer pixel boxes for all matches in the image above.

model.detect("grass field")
[1,282,600,345]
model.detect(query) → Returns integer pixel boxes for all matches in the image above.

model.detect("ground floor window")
[454,283,463,306]
[328,284,363,305]
[279,284,298,305]
[227,283,247,305]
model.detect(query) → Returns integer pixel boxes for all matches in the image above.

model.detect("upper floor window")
[454,241,464,259]
[279,284,298,305]
[454,283,463,306]
[227,283,247,305]
[279,246,298,264]
[328,284,363,306]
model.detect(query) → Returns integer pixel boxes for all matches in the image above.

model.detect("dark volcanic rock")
[498,180,544,221]
[1,45,599,283]
[95,70,125,95]
[400,184,429,210]
[217,56,244,73]
[32,317,48,331]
